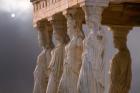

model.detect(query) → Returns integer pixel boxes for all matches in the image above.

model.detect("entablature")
[30,0,140,27]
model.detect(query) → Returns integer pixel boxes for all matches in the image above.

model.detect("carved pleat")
[33,49,51,93]
[46,44,65,93]
[58,37,83,93]
[109,49,132,93]
[78,31,106,93]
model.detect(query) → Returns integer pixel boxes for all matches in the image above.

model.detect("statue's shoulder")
[37,50,44,58]
[53,44,65,55]
[36,50,46,64]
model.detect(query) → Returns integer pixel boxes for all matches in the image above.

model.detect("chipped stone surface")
[30,1,134,93]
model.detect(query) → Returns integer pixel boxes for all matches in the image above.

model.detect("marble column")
[58,8,84,93]
[78,6,107,93]
[109,26,132,93]
[33,21,53,93]
[46,17,68,93]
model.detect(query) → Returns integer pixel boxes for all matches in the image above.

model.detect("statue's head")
[110,26,131,50]
[66,10,85,40]
[39,30,53,49]
[53,30,62,42]
[52,20,69,45]
[53,27,68,44]
[37,22,53,49]
[113,36,127,50]
[67,14,76,39]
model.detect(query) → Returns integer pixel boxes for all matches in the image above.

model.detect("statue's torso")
[110,50,132,89]
[64,37,82,73]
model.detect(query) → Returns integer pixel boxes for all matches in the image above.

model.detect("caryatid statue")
[78,6,107,93]
[46,18,69,93]
[33,21,53,93]
[58,9,84,93]
[109,26,132,93]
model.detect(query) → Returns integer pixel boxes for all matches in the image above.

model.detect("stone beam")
[102,3,140,26]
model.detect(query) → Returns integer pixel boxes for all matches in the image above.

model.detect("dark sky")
[0,0,140,93]
[0,10,40,93]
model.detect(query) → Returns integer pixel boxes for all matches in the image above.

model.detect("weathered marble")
[29,0,140,93]
[58,9,84,93]
[78,6,106,93]
[109,26,132,93]
[46,20,68,93]
[33,22,53,93]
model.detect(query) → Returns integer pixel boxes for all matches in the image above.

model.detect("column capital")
[82,6,105,32]
[36,20,52,32]
[63,8,77,17]
[110,25,133,50]
[50,15,68,44]
[79,0,109,7]
[110,26,133,38]
[82,6,103,20]
[63,8,84,23]
[64,8,84,40]
[48,14,67,30]
[37,21,53,49]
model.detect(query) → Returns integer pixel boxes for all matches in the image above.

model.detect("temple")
[30,0,140,93]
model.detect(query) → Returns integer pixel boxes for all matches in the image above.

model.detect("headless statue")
[33,23,53,93]
[58,10,84,93]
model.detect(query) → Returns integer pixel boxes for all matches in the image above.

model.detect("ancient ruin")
[30,0,140,93]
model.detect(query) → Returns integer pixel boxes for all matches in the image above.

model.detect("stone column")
[58,8,84,93]
[78,6,107,93]
[33,21,53,93]
[109,26,132,93]
[46,16,69,93]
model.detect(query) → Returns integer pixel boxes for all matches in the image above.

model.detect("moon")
[11,13,16,18]
[0,0,32,19]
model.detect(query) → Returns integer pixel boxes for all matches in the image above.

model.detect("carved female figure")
[33,23,53,93]
[78,6,106,93]
[46,21,68,93]
[58,10,84,93]
[109,29,132,93]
